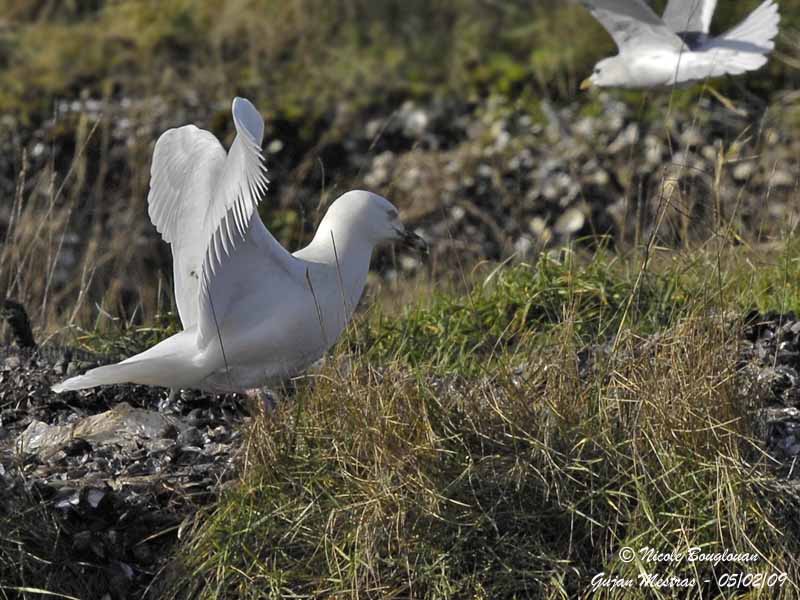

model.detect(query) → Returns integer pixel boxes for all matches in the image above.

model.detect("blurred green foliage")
[1,0,797,127]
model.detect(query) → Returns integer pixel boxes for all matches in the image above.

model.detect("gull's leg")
[242,378,305,417]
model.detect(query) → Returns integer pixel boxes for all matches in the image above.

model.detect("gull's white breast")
[197,261,356,392]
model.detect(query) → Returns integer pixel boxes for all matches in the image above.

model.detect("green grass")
[142,241,800,599]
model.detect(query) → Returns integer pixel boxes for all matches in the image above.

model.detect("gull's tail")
[52,360,173,392]
[52,330,202,393]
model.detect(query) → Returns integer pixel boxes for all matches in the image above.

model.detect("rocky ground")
[1,305,799,595]
[361,93,798,267]
[741,310,800,469]
[0,335,252,597]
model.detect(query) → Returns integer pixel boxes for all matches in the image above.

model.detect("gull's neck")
[295,219,374,309]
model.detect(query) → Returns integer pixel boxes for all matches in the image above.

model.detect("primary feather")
[147,97,271,330]
[579,0,682,52]
[662,0,718,34]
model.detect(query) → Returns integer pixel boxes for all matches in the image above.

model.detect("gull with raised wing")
[52,97,426,396]
[579,0,780,89]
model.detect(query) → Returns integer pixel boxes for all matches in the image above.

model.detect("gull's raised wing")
[147,125,227,328]
[195,98,307,350]
[580,0,683,52]
[662,0,717,34]
[201,97,270,275]
[148,97,303,346]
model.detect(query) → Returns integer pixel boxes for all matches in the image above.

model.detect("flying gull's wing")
[580,0,683,52]
[671,0,779,83]
[663,0,717,34]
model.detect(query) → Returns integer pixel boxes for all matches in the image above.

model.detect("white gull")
[53,97,425,395]
[580,0,780,89]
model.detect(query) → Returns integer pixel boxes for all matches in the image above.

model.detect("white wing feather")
[708,0,779,54]
[580,0,683,52]
[196,98,305,350]
[663,0,717,34]
[148,96,305,350]
[202,98,269,275]
[147,126,227,328]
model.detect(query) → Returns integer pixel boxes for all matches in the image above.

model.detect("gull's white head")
[321,190,427,251]
[581,57,630,90]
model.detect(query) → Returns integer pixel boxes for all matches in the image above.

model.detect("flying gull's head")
[323,190,427,252]
[581,57,630,90]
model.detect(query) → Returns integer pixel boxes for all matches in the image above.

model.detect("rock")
[769,170,795,188]
[177,426,203,448]
[399,101,430,139]
[72,530,92,552]
[763,406,800,424]
[742,312,800,470]
[133,543,154,564]
[608,123,639,154]
[64,437,93,456]
[644,135,664,165]
[554,208,585,236]
[680,127,704,147]
[160,423,179,440]
[17,403,188,458]
[787,444,800,457]
[732,161,757,181]
[86,486,110,509]
[266,139,283,154]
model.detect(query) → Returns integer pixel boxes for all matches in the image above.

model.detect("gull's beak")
[580,77,593,91]
[398,227,428,254]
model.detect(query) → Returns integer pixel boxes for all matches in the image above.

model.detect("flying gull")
[580,0,780,89]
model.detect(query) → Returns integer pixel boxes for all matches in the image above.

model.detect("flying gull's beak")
[398,228,429,254]
[580,77,593,91]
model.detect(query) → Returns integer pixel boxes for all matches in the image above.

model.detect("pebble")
[177,426,203,447]
[733,161,757,181]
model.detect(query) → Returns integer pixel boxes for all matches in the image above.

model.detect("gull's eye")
[594,68,601,75]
